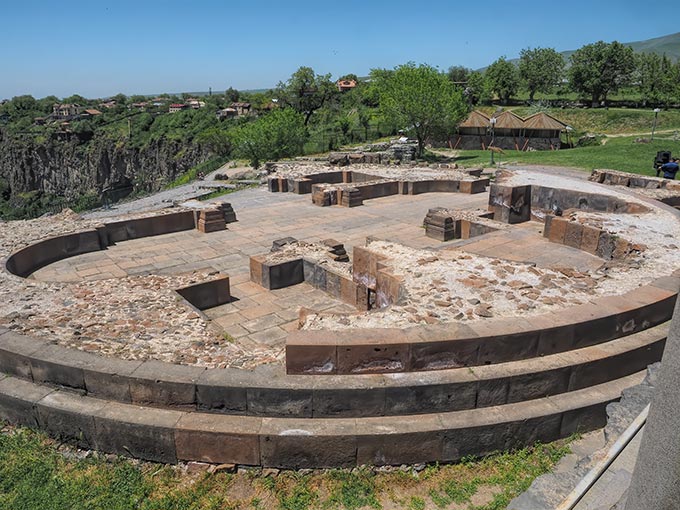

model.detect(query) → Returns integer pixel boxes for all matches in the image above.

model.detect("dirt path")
[83,162,256,220]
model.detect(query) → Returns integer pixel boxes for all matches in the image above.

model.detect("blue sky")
[1,0,679,99]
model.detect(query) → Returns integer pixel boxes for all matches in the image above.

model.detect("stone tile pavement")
[32,186,602,351]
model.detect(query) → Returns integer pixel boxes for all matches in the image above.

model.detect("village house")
[169,103,189,113]
[186,98,206,109]
[230,102,251,116]
[52,103,81,118]
[336,79,357,92]
[99,100,117,109]
[81,108,102,118]
[216,107,237,120]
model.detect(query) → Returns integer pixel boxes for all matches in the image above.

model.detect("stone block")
[81,357,143,403]
[29,344,91,390]
[128,361,205,409]
[285,337,337,375]
[548,216,568,244]
[563,221,583,249]
[0,329,44,379]
[249,254,265,287]
[251,257,304,290]
[93,402,181,464]
[336,330,409,374]
[477,331,539,364]
[384,379,477,414]
[176,275,231,310]
[259,419,357,468]
[267,177,279,192]
[325,270,342,299]
[580,225,602,254]
[356,427,443,466]
[612,237,631,259]
[408,337,480,371]
[246,381,313,417]
[0,376,52,428]
[36,391,103,448]
[195,369,250,413]
[339,276,359,307]
[312,380,386,417]
[596,232,617,259]
[175,413,262,464]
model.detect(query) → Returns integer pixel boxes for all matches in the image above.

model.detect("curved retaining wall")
[5,210,196,278]
[0,322,666,418]
[0,371,644,467]
[285,275,677,375]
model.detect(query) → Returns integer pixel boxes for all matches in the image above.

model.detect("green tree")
[519,47,565,101]
[275,66,337,125]
[195,127,231,156]
[371,62,469,157]
[486,57,520,104]
[465,71,491,106]
[635,52,678,106]
[447,65,471,85]
[568,41,635,107]
[229,108,307,168]
[225,87,240,102]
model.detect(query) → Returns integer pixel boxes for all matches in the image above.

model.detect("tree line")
[469,41,680,107]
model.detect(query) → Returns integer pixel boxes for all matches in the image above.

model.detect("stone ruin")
[0,165,679,469]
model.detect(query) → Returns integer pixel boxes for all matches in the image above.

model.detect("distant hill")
[480,31,680,70]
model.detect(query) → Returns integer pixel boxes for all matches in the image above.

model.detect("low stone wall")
[0,322,663,418]
[175,275,231,311]
[0,370,641,467]
[285,274,678,374]
[590,169,680,191]
[488,182,651,225]
[6,210,197,278]
[250,254,367,309]
[543,216,637,260]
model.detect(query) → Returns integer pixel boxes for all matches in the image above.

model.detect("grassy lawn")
[439,134,680,175]
[0,425,572,510]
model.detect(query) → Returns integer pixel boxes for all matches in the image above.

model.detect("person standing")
[660,157,680,179]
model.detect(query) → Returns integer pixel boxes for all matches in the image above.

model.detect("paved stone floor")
[32,186,603,350]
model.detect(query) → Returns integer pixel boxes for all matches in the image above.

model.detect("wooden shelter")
[457,110,491,136]
[523,112,567,139]
[491,111,525,137]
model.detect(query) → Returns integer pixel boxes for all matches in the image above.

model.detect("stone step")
[0,323,666,418]
[0,370,645,468]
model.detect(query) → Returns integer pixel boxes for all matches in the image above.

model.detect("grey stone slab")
[29,344,95,390]
[36,390,105,449]
[0,329,44,379]
[259,417,357,468]
[128,360,205,408]
[0,376,54,427]
[92,401,182,464]
[82,357,144,403]
[195,368,253,413]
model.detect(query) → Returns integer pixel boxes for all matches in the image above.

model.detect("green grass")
[438,134,680,175]
[0,424,574,510]
[167,156,229,188]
